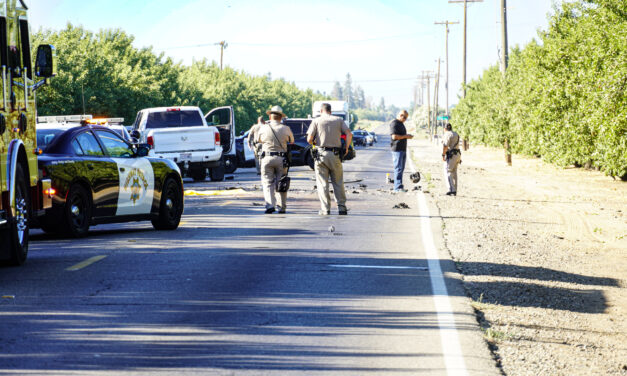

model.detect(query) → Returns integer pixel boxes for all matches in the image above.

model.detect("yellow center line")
[66,255,107,271]
[219,200,235,206]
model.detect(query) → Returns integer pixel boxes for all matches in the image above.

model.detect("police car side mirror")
[35,45,57,78]
[130,130,141,140]
[135,144,151,157]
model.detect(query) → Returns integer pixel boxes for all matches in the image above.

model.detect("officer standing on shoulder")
[442,123,461,196]
[247,116,265,175]
[307,103,353,215]
[255,106,294,214]
[389,110,413,192]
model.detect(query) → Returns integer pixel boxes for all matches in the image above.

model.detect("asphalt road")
[0,132,498,375]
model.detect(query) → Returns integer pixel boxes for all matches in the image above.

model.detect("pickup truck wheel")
[152,178,183,230]
[209,159,225,181]
[224,155,237,174]
[63,184,91,238]
[190,168,206,182]
[1,164,30,266]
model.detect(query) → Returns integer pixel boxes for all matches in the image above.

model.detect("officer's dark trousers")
[392,151,406,190]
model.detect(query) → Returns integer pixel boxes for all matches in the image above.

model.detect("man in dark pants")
[389,110,413,192]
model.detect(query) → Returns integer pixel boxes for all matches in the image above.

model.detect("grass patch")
[484,327,512,343]
[471,293,497,311]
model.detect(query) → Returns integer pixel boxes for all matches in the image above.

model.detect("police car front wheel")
[63,184,92,238]
[152,177,183,230]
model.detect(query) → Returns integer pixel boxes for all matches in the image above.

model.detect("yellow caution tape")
[184,188,249,196]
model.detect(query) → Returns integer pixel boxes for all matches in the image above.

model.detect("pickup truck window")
[132,111,143,129]
[146,110,203,129]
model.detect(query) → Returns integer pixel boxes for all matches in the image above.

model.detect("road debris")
[184,188,249,196]
[393,203,410,209]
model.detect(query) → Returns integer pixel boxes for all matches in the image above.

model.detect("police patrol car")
[35,117,183,237]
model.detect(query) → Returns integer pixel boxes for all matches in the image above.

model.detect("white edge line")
[409,152,469,376]
[330,265,428,270]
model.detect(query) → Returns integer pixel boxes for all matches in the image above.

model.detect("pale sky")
[27,0,558,110]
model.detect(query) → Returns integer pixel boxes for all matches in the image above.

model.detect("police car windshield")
[37,129,65,150]
[145,110,203,129]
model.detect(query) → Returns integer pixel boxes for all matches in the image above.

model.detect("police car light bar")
[37,115,93,123]
[86,117,125,125]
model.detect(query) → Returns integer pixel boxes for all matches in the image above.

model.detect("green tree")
[451,0,626,178]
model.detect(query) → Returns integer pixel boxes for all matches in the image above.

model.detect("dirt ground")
[408,135,627,376]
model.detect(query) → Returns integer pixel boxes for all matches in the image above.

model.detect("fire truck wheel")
[1,164,30,266]
[63,184,91,238]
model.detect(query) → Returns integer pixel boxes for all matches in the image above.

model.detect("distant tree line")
[32,24,326,134]
[329,73,399,123]
[451,0,626,178]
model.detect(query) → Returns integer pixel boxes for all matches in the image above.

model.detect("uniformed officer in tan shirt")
[307,103,353,215]
[247,116,265,175]
[255,106,294,214]
[442,123,461,196]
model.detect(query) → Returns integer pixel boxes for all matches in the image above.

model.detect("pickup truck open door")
[205,106,236,173]
[205,106,235,155]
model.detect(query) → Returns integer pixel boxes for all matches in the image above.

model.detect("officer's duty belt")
[261,151,286,158]
[320,147,341,152]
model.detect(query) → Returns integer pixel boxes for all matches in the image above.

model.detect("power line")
[294,77,416,84]
[160,32,433,50]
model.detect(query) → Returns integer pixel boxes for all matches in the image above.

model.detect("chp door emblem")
[124,168,149,205]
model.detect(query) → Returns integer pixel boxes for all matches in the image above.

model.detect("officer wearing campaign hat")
[442,123,461,196]
[255,105,294,214]
[307,102,353,215]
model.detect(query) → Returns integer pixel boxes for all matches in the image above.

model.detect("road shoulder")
[409,137,627,376]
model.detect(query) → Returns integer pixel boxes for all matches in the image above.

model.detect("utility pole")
[449,0,482,151]
[500,0,508,73]
[500,0,512,165]
[216,40,228,70]
[433,58,442,140]
[426,74,431,136]
[434,20,459,117]
[418,71,434,135]
[449,0,483,98]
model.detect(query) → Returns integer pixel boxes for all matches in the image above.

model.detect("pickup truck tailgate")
[151,127,216,153]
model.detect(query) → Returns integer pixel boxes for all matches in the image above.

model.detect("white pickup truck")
[131,106,235,181]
